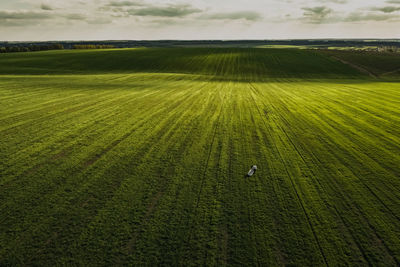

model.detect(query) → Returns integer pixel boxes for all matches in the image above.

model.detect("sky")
[0,0,399,41]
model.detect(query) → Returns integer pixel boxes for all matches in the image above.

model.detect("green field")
[1,48,400,266]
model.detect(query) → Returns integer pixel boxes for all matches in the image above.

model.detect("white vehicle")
[247,165,257,177]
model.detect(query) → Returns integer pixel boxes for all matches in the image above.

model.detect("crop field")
[1,48,400,266]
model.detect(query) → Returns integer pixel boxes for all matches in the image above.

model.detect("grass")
[1,48,400,266]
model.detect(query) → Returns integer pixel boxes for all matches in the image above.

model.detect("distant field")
[321,49,400,77]
[1,48,400,266]
[0,48,364,79]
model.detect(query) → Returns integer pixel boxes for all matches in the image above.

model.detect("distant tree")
[31,45,40,51]
[9,46,21,52]
[52,44,64,50]
[0,47,6,53]
[73,44,115,50]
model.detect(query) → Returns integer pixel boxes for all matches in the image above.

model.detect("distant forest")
[0,44,64,53]
[0,44,117,53]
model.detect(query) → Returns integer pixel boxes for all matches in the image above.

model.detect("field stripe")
[249,83,330,266]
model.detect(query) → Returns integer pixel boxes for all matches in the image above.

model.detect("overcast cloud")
[0,0,399,40]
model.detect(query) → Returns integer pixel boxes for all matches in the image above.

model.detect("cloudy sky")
[0,0,399,41]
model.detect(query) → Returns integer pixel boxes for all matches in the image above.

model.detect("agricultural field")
[1,48,400,266]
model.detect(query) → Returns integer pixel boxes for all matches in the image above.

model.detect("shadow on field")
[0,47,372,81]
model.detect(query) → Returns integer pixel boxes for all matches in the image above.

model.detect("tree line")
[0,44,64,53]
[72,44,115,49]
[0,43,116,53]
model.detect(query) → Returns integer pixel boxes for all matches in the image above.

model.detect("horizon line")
[1,38,400,43]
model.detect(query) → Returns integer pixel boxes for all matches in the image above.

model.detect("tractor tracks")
[331,56,377,78]
[186,92,226,245]
[248,83,330,267]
